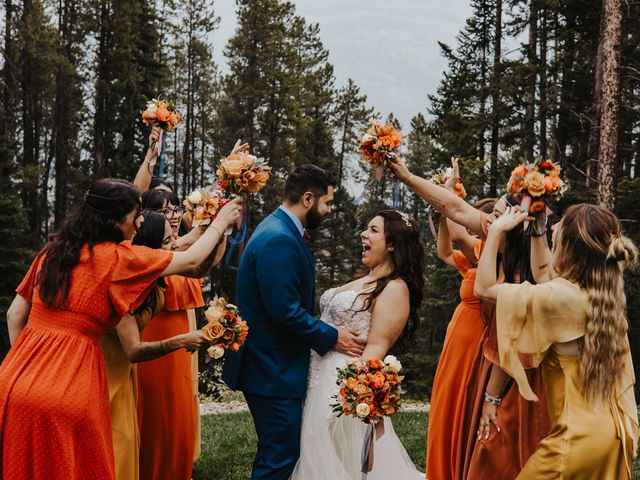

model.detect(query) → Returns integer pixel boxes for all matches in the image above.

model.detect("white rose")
[145,101,157,116]
[188,190,202,205]
[362,134,374,142]
[207,345,225,359]
[356,403,371,418]
[383,355,402,373]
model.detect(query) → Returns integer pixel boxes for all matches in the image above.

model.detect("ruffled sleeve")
[162,275,204,311]
[16,253,44,302]
[452,250,470,276]
[108,241,173,317]
[496,278,588,401]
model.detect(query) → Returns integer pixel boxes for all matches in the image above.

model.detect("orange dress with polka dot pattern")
[0,242,172,479]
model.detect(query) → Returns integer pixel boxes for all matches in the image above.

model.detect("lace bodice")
[318,287,371,334]
[307,288,371,396]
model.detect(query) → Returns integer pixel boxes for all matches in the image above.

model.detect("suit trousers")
[244,392,303,480]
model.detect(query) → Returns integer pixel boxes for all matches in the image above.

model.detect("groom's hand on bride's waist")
[333,327,366,357]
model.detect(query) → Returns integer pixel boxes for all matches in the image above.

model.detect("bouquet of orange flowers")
[360,120,403,181]
[141,98,181,132]
[182,187,230,228]
[216,151,271,196]
[332,355,404,422]
[429,167,467,199]
[506,159,566,214]
[202,296,249,360]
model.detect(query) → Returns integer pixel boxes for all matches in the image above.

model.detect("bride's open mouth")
[361,243,371,257]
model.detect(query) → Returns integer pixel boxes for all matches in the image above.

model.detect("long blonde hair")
[552,204,637,407]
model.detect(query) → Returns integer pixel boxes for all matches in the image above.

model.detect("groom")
[223,164,365,479]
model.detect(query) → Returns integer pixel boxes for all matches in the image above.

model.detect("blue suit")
[222,207,338,479]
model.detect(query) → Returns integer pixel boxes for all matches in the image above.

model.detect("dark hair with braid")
[37,178,141,308]
[354,210,425,345]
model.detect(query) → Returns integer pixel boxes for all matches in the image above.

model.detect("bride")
[292,210,425,479]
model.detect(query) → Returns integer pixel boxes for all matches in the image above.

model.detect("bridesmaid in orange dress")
[1,179,241,479]
[385,157,551,480]
[426,197,495,480]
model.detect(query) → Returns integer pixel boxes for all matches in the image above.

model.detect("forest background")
[0,0,638,400]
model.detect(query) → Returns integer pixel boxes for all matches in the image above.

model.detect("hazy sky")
[210,0,473,128]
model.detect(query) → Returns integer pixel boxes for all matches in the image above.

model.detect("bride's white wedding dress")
[291,287,424,479]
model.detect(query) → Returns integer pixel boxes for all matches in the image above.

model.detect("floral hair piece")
[398,211,413,229]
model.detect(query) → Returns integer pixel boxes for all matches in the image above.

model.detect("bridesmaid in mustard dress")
[475,203,638,479]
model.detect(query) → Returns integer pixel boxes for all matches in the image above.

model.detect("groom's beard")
[305,205,323,230]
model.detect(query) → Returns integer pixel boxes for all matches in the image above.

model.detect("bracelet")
[406,174,415,185]
[484,392,502,406]
[531,229,547,238]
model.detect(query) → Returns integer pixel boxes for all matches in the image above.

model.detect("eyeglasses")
[160,206,184,217]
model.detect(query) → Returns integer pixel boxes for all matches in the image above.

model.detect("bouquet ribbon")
[360,421,385,478]
[224,203,248,270]
[158,130,168,178]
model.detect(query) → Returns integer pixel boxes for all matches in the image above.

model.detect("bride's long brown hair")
[552,204,637,407]
[354,210,425,344]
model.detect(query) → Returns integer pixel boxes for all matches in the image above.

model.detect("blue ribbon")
[224,205,248,270]
[157,132,168,178]
[392,179,401,209]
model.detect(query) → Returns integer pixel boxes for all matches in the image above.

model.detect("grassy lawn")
[194,411,640,480]
[193,411,427,480]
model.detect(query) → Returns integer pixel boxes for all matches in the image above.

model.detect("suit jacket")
[222,208,338,399]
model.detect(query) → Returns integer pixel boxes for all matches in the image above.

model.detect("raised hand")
[230,139,250,156]
[444,157,460,191]
[334,327,367,357]
[212,197,243,231]
[489,206,529,234]
[386,154,413,184]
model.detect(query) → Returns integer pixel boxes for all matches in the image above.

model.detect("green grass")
[193,411,427,480]
[194,411,640,480]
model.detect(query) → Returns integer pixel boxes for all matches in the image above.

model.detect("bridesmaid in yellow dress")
[475,203,638,479]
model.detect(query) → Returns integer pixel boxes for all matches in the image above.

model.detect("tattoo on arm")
[132,339,178,362]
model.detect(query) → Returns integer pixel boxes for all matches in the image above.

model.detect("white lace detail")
[308,289,371,393]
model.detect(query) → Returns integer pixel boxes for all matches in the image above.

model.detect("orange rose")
[523,171,546,197]
[142,110,156,125]
[511,165,528,178]
[346,377,359,391]
[355,392,374,404]
[370,371,386,389]
[240,169,269,193]
[353,383,369,395]
[367,359,383,370]
[167,111,179,131]
[529,199,546,213]
[156,105,170,123]
[202,320,224,342]
[222,328,236,342]
[221,154,248,178]
[507,176,524,194]
[230,342,240,352]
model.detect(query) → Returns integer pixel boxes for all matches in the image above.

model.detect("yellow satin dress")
[101,286,165,480]
[496,278,638,479]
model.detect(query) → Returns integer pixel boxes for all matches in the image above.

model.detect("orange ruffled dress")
[426,242,484,480]
[137,275,204,480]
[0,242,172,479]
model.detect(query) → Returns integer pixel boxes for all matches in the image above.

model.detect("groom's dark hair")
[284,164,336,204]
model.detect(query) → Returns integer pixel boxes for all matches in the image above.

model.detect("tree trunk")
[489,0,502,196]
[587,3,607,189]
[597,0,622,210]
[538,4,548,159]
[524,0,538,163]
